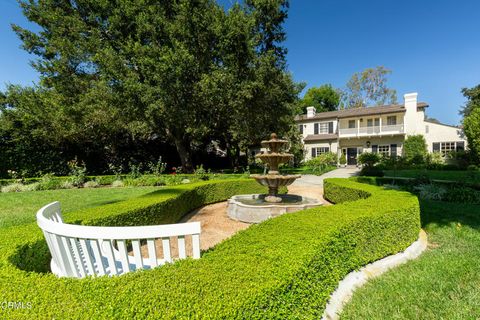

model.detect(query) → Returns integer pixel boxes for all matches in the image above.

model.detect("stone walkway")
[288,167,360,201]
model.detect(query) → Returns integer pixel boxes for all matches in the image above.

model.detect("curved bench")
[37,201,201,278]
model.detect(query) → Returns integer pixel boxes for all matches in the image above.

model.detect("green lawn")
[0,186,160,228]
[342,199,480,319]
[384,169,480,183]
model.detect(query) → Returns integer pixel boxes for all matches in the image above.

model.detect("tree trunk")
[167,129,193,173]
[173,138,193,173]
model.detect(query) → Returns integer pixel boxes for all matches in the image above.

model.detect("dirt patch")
[139,201,250,260]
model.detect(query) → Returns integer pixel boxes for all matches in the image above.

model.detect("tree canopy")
[0,0,301,176]
[299,84,340,113]
[341,66,397,108]
[462,84,480,163]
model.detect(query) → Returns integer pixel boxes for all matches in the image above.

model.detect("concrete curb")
[322,230,428,320]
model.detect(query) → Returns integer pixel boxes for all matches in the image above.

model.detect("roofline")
[295,102,429,122]
[424,119,461,129]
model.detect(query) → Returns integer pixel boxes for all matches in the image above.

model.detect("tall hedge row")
[0,178,420,319]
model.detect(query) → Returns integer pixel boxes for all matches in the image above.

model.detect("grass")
[341,199,480,319]
[0,186,160,228]
[384,169,480,183]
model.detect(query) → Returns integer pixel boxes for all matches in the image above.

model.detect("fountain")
[227,133,322,223]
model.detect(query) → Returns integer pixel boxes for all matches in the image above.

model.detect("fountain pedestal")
[227,133,322,223]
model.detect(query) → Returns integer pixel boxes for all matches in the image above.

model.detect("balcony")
[339,124,404,137]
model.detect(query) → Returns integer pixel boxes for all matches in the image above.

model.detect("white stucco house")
[295,92,467,165]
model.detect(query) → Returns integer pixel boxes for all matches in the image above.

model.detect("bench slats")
[117,240,130,273]
[69,238,87,277]
[178,235,186,259]
[79,239,96,276]
[90,239,106,276]
[162,238,172,263]
[103,240,119,276]
[132,240,143,270]
[147,239,158,267]
[59,235,80,277]
[37,202,202,278]
[192,234,200,259]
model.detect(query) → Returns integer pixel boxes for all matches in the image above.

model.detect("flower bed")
[0,178,420,319]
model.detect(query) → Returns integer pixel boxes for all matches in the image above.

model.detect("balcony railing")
[339,124,404,137]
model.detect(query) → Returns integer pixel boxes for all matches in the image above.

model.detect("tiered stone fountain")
[227,133,322,223]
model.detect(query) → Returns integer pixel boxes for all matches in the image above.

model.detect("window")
[367,119,373,127]
[314,122,333,134]
[387,116,397,125]
[440,142,456,155]
[374,118,380,126]
[348,120,356,128]
[319,122,329,133]
[378,145,390,156]
[434,141,465,155]
[311,147,330,158]
[299,124,303,134]
[316,147,330,156]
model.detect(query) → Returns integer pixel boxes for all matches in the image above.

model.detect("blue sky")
[1,0,479,125]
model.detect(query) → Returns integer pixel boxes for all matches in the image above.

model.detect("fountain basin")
[227,194,322,223]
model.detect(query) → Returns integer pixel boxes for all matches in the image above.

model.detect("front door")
[347,148,357,165]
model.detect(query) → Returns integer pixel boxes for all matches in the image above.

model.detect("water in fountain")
[250,133,301,203]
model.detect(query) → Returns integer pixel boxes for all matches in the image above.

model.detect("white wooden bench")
[36,201,201,278]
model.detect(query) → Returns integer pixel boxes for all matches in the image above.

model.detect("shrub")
[0,179,420,319]
[83,180,100,188]
[193,164,210,180]
[339,153,347,165]
[148,157,167,176]
[425,152,445,170]
[443,185,480,204]
[1,183,24,193]
[128,162,142,179]
[61,181,75,189]
[38,173,62,190]
[22,182,41,192]
[467,164,479,171]
[404,135,427,164]
[111,180,125,188]
[359,166,384,177]
[67,158,87,187]
[357,152,380,167]
[123,176,166,187]
[305,152,336,173]
[414,183,447,201]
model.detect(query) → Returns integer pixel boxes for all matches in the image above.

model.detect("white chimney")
[306,106,316,118]
[404,92,419,135]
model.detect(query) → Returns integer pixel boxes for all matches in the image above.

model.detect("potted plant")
[339,153,347,167]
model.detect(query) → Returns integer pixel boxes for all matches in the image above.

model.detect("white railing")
[339,124,404,137]
[37,202,201,278]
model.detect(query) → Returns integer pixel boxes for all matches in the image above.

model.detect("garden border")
[322,229,427,320]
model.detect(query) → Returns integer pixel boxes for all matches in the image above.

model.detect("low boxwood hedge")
[0,178,420,319]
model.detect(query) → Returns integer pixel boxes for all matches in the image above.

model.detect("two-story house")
[295,92,467,165]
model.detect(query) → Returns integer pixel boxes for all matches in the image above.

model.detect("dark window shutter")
[456,141,465,151]
[433,143,440,152]
[314,123,319,134]
[390,144,397,157]
[299,124,303,134]
[311,148,316,158]
[328,122,334,134]
[372,145,378,153]
[326,147,330,153]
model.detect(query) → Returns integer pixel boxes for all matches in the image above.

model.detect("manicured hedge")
[0,178,420,319]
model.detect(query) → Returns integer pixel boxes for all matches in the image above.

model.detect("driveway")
[288,167,360,201]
